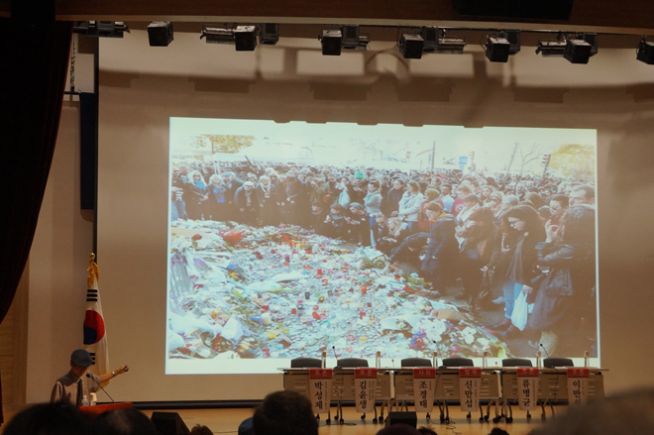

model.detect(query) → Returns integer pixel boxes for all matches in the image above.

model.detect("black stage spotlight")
[342,25,360,49]
[564,37,592,64]
[536,40,566,56]
[637,38,654,64]
[435,29,465,53]
[340,25,369,49]
[147,21,173,46]
[505,30,521,54]
[259,23,279,45]
[399,33,424,59]
[234,25,257,51]
[73,21,129,38]
[484,35,510,62]
[420,26,438,52]
[320,29,342,55]
[201,26,234,44]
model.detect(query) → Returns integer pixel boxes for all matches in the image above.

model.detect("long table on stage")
[282,368,393,422]
[499,367,606,420]
[282,366,606,424]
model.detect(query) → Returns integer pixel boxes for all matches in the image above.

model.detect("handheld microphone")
[331,345,339,360]
[539,343,551,359]
[87,373,115,403]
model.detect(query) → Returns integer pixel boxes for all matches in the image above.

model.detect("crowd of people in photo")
[170,158,597,356]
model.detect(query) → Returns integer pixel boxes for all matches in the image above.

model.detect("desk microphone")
[539,343,551,359]
[87,373,115,403]
[331,345,339,361]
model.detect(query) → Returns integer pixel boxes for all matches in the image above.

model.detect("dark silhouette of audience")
[252,390,318,435]
[93,408,159,435]
[2,402,90,435]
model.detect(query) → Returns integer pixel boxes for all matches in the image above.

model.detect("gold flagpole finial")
[89,252,96,261]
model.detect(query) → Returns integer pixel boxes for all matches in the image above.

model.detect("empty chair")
[543,357,574,369]
[502,358,533,367]
[441,357,473,367]
[290,357,322,368]
[401,358,432,367]
[335,358,368,368]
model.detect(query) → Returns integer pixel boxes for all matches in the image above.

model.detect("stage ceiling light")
[234,25,257,51]
[536,40,566,56]
[420,27,438,52]
[484,35,511,62]
[399,33,424,59]
[435,29,466,54]
[320,29,343,56]
[564,38,592,64]
[637,38,654,64]
[536,33,597,64]
[341,25,369,50]
[259,23,279,45]
[147,21,173,47]
[200,26,234,44]
[73,21,129,38]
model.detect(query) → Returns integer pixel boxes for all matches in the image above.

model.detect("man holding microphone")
[51,349,128,407]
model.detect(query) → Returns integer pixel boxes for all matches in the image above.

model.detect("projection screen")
[166,118,598,375]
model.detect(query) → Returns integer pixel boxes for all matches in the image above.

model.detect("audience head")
[190,424,214,435]
[529,388,654,435]
[253,390,318,435]
[3,402,90,435]
[569,184,594,206]
[93,408,159,435]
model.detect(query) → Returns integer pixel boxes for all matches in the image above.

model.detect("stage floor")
[143,406,554,435]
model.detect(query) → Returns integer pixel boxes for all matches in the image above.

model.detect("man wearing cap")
[50,349,128,407]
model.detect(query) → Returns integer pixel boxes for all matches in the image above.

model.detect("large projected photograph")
[166,118,598,374]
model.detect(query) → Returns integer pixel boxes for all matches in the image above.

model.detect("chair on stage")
[502,358,533,367]
[494,358,536,423]
[290,357,331,424]
[400,358,432,367]
[290,357,322,368]
[543,357,573,368]
[335,358,368,369]
[441,357,473,367]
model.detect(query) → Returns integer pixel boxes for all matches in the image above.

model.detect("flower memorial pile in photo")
[168,220,508,361]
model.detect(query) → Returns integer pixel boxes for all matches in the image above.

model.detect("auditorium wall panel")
[24,30,654,402]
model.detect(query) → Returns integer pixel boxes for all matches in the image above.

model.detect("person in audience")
[3,402,90,435]
[93,408,159,435]
[189,424,214,435]
[396,181,424,234]
[418,428,438,435]
[184,170,208,220]
[548,194,569,226]
[253,390,318,435]
[528,388,654,435]
[419,201,457,291]
[238,417,255,435]
[459,207,498,307]
[51,349,128,407]
[495,205,545,337]
[528,204,596,355]
[234,181,260,225]
[569,184,594,207]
